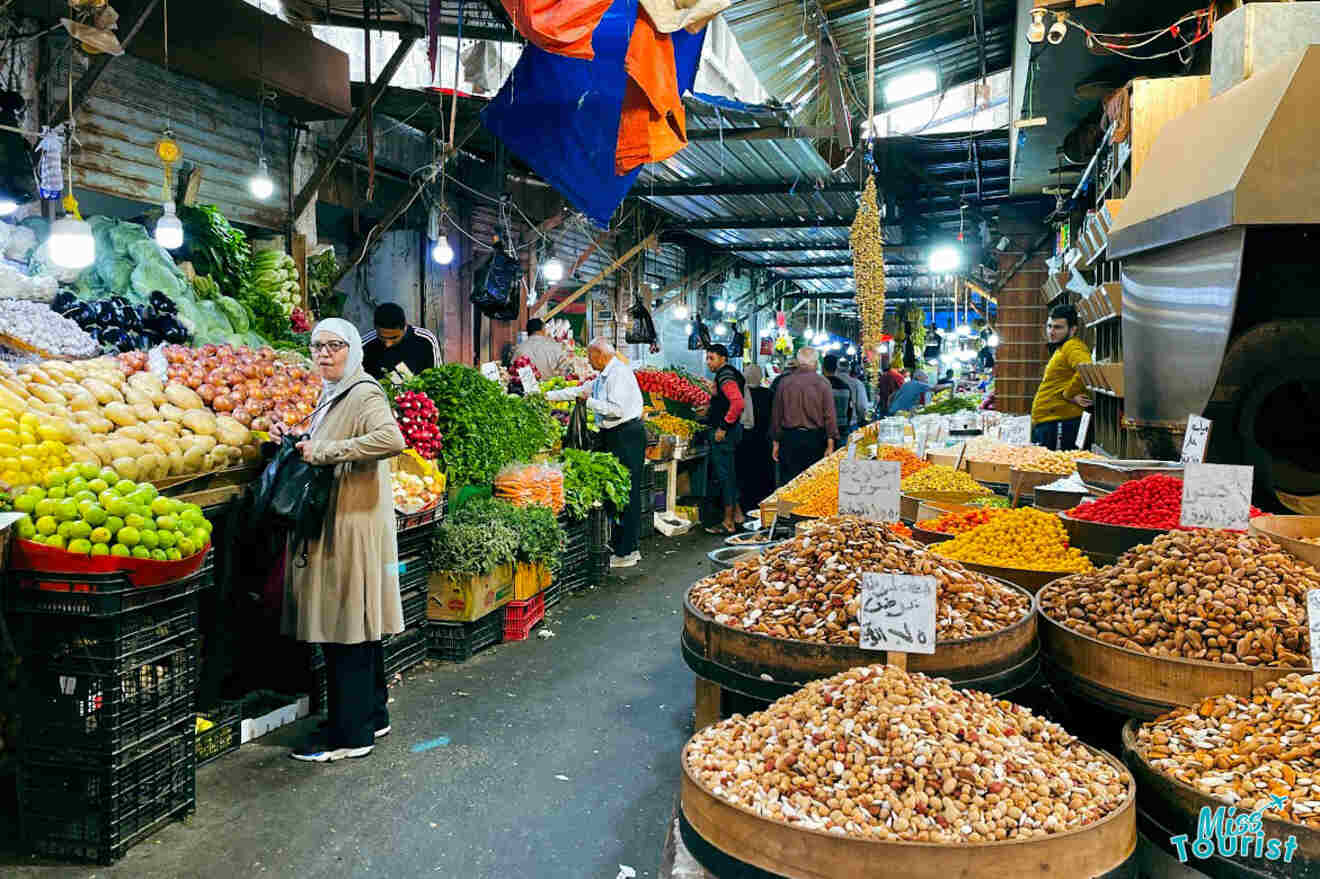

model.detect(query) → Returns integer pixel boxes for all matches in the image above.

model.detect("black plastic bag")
[625,297,657,345]
[565,397,597,451]
[471,247,521,321]
[688,316,713,351]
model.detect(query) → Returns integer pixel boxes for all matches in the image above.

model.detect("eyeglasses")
[310,341,349,354]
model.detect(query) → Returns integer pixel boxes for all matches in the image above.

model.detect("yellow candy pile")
[934,507,1094,572]
[901,465,992,495]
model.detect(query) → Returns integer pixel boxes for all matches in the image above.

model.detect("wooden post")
[888,652,907,672]
[540,233,657,322]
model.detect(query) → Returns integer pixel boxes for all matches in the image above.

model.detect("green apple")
[150,497,175,517]
[83,505,106,526]
[90,526,111,545]
[140,529,159,550]
[105,496,129,518]
[131,546,151,560]
[190,527,208,546]
[165,547,182,561]
[44,469,67,488]
[66,476,89,494]
[110,543,131,558]
[105,515,124,535]
[87,478,108,494]
[34,515,56,536]
[56,522,76,539]
[141,483,158,502]
[90,543,109,556]
[117,526,140,547]
[123,513,146,531]
[68,521,91,541]
[55,499,78,522]
[74,490,97,505]
[156,529,176,549]
[16,517,36,539]
[45,534,65,550]
[67,538,92,555]
[34,498,57,518]
[45,486,65,500]
[177,536,195,556]
[77,462,99,480]
[98,467,119,485]
[13,494,35,514]
[113,480,136,496]
[25,486,45,503]
[155,514,177,533]
[149,548,167,562]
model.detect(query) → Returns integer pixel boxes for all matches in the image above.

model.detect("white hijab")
[309,318,367,434]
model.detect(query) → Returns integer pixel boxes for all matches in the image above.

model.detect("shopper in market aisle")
[873,354,905,417]
[1030,303,1093,450]
[273,318,407,763]
[821,353,858,439]
[840,359,871,430]
[701,344,746,534]
[736,363,776,514]
[513,318,566,379]
[546,338,646,568]
[770,347,839,486]
[362,303,441,380]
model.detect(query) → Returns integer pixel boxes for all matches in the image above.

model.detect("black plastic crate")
[396,494,446,532]
[195,700,241,767]
[543,578,568,611]
[400,587,427,627]
[18,720,196,865]
[9,593,200,668]
[384,627,428,677]
[397,522,439,560]
[426,613,502,663]
[5,562,214,619]
[20,639,199,757]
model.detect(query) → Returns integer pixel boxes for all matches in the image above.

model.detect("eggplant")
[163,321,189,344]
[52,290,78,314]
[121,305,144,331]
[70,302,99,326]
[96,300,117,324]
[149,291,177,315]
[98,327,127,350]
[124,330,148,351]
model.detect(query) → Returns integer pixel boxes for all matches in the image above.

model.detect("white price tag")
[1074,412,1091,449]
[517,366,541,394]
[480,362,501,382]
[1180,415,1212,464]
[1308,590,1320,671]
[838,459,902,522]
[847,436,858,460]
[916,424,929,459]
[1180,463,1253,531]
[1001,416,1032,446]
[859,573,937,654]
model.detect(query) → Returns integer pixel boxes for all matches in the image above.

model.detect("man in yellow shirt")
[1030,304,1092,449]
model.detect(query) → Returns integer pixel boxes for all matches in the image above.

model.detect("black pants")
[1031,417,1082,451]
[603,419,646,557]
[778,428,827,487]
[321,640,388,749]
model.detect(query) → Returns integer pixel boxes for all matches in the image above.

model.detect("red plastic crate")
[502,593,545,642]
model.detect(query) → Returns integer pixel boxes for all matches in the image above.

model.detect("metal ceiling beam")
[716,242,853,252]
[50,0,162,128]
[293,36,417,222]
[679,217,855,230]
[686,126,836,142]
[758,259,854,268]
[314,13,426,37]
[974,0,989,82]
[639,181,859,197]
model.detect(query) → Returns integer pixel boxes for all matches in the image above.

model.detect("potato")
[74,411,114,434]
[85,441,112,465]
[184,434,217,454]
[148,433,181,456]
[66,444,100,466]
[148,419,181,437]
[102,402,139,428]
[105,437,144,460]
[131,402,158,423]
[240,443,261,463]
[181,409,217,437]
[0,384,29,412]
[27,384,66,406]
[157,403,188,424]
[126,371,164,396]
[167,449,186,476]
[81,378,123,405]
[213,415,251,448]
[70,425,93,445]
[211,444,239,467]
[181,446,207,473]
[110,456,139,481]
[18,365,55,385]
[164,383,204,411]
[114,425,148,443]
[123,387,151,407]
[138,453,167,482]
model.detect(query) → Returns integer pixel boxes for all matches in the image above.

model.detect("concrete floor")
[6,530,722,879]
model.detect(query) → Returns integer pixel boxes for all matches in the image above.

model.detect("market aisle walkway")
[9,530,724,879]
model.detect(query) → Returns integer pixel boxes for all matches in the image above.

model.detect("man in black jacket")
[702,344,746,534]
[362,303,440,380]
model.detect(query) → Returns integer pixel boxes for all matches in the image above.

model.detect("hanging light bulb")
[432,236,454,265]
[0,195,18,217]
[715,322,729,336]
[250,156,274,200]
[847,345,857,356]
[956,323,972,337]
[541,256,564,283]
[672,303,689,320]
[685,322,694,334]
[155,200,183,250]
[50,214,95,269]
[987,331,1000,348]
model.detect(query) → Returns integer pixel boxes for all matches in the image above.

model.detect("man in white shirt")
[512,318,565,379]
[545,338,645,568]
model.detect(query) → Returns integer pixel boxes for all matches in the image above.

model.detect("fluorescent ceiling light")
[884,69,936,105]
[928,246,960,273]
[875,0,905,13]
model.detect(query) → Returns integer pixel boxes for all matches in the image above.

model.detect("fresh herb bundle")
[452,497,566,572]
[430,519,518,575]
[560,448,631,520]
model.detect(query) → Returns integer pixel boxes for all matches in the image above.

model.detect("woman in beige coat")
[272,318,406,762]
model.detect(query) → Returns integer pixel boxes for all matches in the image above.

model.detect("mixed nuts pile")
[1136,673,1320,828]
[689,516,1031,646]
[686,665,1132,842]
[1039,530,1316,667]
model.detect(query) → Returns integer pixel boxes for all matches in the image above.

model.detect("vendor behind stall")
[1030,304,1092,450]
[513,318,566,379]
[362,303,441,379]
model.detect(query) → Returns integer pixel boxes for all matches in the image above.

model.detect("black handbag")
[246,380,373,566]
[564,397,599,451]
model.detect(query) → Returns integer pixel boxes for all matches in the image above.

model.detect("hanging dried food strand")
[851,176,885,376]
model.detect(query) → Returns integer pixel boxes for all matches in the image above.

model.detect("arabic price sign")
[859,573,937,654]
[1181,415,1212,464]
[480,362,501,382]
[838,459,901,522]
[1074,411,1091,449]
[517,366,541,394]
[1180,463,1253,531]
[1000,416,1032,446]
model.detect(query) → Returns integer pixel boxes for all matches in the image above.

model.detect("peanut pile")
[686,664,1132,842]
[689,516,1031,645]
[1039,530,1318,667]
[1136,673,1320,828]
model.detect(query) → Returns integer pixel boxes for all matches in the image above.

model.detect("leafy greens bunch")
[560,448,630,520]
[453,497,565,572]
[430,519,518,575]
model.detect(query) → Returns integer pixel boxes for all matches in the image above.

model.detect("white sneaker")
[290,744,374,762]
[626,551,641,563]
[610,554,638,568]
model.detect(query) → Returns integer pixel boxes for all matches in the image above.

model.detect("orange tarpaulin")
[499,0,613,60]
[615,9,688,175]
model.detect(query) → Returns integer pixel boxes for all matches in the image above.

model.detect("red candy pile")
[1068,473,1263,531]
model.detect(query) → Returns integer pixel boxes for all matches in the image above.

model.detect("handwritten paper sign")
[480,362,501,382]
[838,459,901,522]
[517,366,540,394]
[916,424,930,459]
[846,437,858,460]
[1308,590,1320,671]
[1001,416,1032,446]
[1181,415,1212,464]
[1180,463,1253,531]
[1074,412,1091,449]
[859,573,937,654]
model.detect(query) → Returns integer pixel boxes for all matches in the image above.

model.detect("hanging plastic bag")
[687,316,712,351]
[565,397,596,451]
[472,247,521,321]
[624,296,657,345]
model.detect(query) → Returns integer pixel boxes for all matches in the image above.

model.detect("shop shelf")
[195,699,241,767]
[4,562,214,619]
[502,593,545,642]
[18,719,196,865]
[401,586,428,627]
[383,626,428,677]
[19,639,199,757]
[427,612,502,663]
[8,592,199,667]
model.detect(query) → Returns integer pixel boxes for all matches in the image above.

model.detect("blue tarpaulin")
[482,0,705,227]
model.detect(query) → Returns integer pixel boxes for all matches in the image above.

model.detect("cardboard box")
[428,564,515,622]
[513,562,551,601]
[241,696,311,744]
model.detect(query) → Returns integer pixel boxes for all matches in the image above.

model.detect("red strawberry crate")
[501,593,545,642]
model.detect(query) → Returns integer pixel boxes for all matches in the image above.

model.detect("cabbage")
[96,255,136,292]
[128,239,185,278]
[131,259,187,299]
[109,220,149,256]
[216,296,249,333]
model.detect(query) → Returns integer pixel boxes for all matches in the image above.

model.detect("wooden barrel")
[1037,598,1310,720]
[680,742,1138,879]
[1058,513,1165,566]
[955,561,1076,595]
[707,547,763,573]
[1121,721,1320,878]
[682,581,1040,705]
[910,525,953,546]
[1250,515,1320,567]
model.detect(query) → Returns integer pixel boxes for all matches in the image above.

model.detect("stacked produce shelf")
[4,561,212,864]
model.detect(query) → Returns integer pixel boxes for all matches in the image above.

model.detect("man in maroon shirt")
[701,344,746,534]
[873,354,906,418]
[770,347,839,486]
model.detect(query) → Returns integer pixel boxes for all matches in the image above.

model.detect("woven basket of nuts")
[681,664,1137,879]
[1038,530,1317,720]
[683,517,1039,701]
